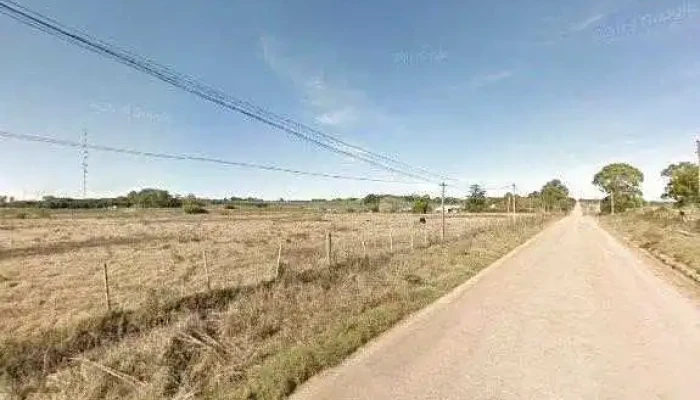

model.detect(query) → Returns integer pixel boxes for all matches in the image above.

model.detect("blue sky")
[1,0,699,200]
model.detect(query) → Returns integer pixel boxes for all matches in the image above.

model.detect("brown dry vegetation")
[0,208,557,399]
[600,207,700,277]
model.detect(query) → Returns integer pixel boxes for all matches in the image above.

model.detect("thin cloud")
[569,14,605,32]
[531,11,611,46]
[315,107,357,126]
[469,70,514,88]
[259,35,366,128]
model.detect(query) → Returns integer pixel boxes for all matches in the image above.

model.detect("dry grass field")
[600,207,700,277]
[0,207,557,399]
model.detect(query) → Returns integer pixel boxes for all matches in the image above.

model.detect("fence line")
[1,212,544,328]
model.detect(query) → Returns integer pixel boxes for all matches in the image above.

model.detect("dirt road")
[292,207,700,399]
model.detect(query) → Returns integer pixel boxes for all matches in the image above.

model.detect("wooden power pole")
[696,137,700,200]
[440,182,446,242]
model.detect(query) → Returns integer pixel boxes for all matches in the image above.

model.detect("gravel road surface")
[291,207,700,399]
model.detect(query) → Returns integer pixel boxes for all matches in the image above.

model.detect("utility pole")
[440,182,446,242]
[81,130,88,199]
[511,183,517,214]
[696,137,700,200]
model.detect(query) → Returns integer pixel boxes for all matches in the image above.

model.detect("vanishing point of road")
[292,206,700,399]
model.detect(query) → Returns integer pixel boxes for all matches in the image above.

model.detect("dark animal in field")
[419,217,427,224]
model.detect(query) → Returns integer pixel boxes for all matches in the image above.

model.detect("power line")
[0,130,426,185]
[0,0,450,183]
[446,183,514,195]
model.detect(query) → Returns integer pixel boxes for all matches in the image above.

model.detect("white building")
[434,205,462,214]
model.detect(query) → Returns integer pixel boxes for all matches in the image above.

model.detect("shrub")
[223,204,237,210]
[183,204,208,214]
[412,198,431,214]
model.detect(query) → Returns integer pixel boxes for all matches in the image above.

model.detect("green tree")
[465,184,487,212]
[412,197,431,214]
[661,162,698,207]
[540,179,570,211]
[127,189,181,208]
[592,163,644,214]
[362,194,381,205]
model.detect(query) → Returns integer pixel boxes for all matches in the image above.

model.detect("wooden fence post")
[275,241,282,279]
[325,232,332,266]
[389,230,394,252]
[410,231,414,250]
[102,262,112,312]
[202,250,211,291]
[361,238,367,258]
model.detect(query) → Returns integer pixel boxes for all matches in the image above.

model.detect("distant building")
[434,205,462,214]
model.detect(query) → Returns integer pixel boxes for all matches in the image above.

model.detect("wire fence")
[0,207,543,336]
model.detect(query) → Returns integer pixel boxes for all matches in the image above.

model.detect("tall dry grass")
[0,212,519,338]
[600,207,700,276]
[0,212,557,399]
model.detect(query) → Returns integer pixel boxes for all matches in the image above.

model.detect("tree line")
[6,159,693,214]
[0,183,578,214]
[0,189,206,210]
[591,160,698,214]
[464,179,576,213]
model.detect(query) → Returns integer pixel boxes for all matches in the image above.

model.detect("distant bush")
[362,194,381,205]
[183,204,208,214]
[412,198,431,214]
[128,189,181,208]
[369,205,379,213]
[223,204,237,210]
[347,208,356,213]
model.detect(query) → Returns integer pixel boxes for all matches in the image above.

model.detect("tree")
[182,194,208,214]
[465,184,487,212]
[412,197,431,214]
[0,196,6,206]
[592,163,644,213]
[362,194,381,206]
[540,179,570,211]
[661,162,698,207]
[127,189,181,208]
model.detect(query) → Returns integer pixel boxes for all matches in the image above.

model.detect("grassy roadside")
[599,208,700,280]
[4,215,557,399]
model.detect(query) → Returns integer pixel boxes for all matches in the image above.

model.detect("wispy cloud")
[595,2,700,41]
[260,35,381,129]
[531,11,612,46]
[569,14,605,32]
[468,70,514,88]
[315,107,357,126]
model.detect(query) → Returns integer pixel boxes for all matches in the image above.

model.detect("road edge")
[595,218,700,285]
[290,214,567,398]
